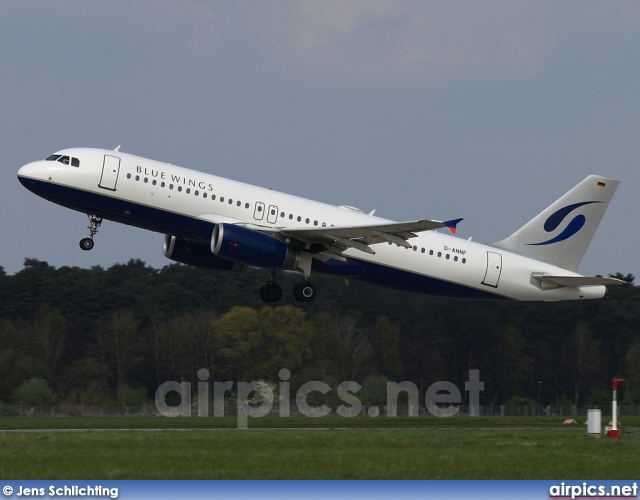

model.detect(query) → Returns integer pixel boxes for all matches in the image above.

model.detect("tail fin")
[492,175,619,272]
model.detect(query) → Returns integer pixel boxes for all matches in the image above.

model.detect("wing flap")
[279,218,461,255]
[532,273,626,288]
[282,218,461,242]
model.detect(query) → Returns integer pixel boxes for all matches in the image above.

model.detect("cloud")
[269,1,551,86]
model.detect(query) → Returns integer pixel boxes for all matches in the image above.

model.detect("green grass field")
[1,417,638,479]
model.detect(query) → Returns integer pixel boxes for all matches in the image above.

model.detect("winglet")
[443,218,464,234]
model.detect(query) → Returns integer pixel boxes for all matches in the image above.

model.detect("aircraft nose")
[17,161,39,179]
[17,161,47,190]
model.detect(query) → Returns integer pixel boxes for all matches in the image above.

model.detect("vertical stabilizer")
[492,175,619,272]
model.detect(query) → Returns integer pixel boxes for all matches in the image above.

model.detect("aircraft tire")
[260,283,283,303]
[293,281,316,302]
[79,238,94,251]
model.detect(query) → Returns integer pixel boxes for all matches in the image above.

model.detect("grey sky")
[3,1,639,280]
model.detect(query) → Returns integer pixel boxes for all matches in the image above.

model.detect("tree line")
[0,258,638,409]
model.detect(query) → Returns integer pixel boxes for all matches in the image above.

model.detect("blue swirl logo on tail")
[528,201,601,246]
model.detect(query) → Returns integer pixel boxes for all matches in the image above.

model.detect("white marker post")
[587,409,601,437]
[608,378,625,439]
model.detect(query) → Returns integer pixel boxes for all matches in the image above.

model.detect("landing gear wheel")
[80,214,103,251]
[79,238,94,251]
[260,269,283,303]
[293,281,317,302]
[260,283,283,303]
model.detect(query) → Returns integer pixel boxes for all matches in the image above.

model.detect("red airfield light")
[612,378,625,390]
[608,378,625,439]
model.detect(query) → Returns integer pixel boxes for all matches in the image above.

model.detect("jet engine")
[164,235,246,272]
[211,223,300,270]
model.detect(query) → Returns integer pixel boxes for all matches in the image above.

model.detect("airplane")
[17,146,625,303]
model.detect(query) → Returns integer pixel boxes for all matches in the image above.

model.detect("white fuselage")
[17,148,606,301]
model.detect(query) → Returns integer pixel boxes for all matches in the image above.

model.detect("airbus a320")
[17,147,624,303]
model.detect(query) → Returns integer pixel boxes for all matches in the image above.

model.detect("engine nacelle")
[211,223,300,270]
[164,235,247,272]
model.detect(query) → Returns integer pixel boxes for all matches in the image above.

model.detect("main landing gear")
[259,270,317,303]
[260,270,283,303]
[293,279,317,303]
[79,214,103,251]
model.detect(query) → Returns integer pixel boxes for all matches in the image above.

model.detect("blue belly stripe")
[19,177,509,301]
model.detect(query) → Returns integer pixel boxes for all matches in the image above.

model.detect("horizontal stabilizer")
[532,273,626,288]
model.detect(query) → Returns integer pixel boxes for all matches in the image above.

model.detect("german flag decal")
[597,181,606,188]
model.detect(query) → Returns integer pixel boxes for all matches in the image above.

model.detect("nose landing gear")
[79,214,103,251]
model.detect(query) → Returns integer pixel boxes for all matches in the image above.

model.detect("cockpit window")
[44,154,80,167]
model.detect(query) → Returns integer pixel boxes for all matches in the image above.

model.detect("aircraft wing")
[532,274,627,288]
[277,218,463,255]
